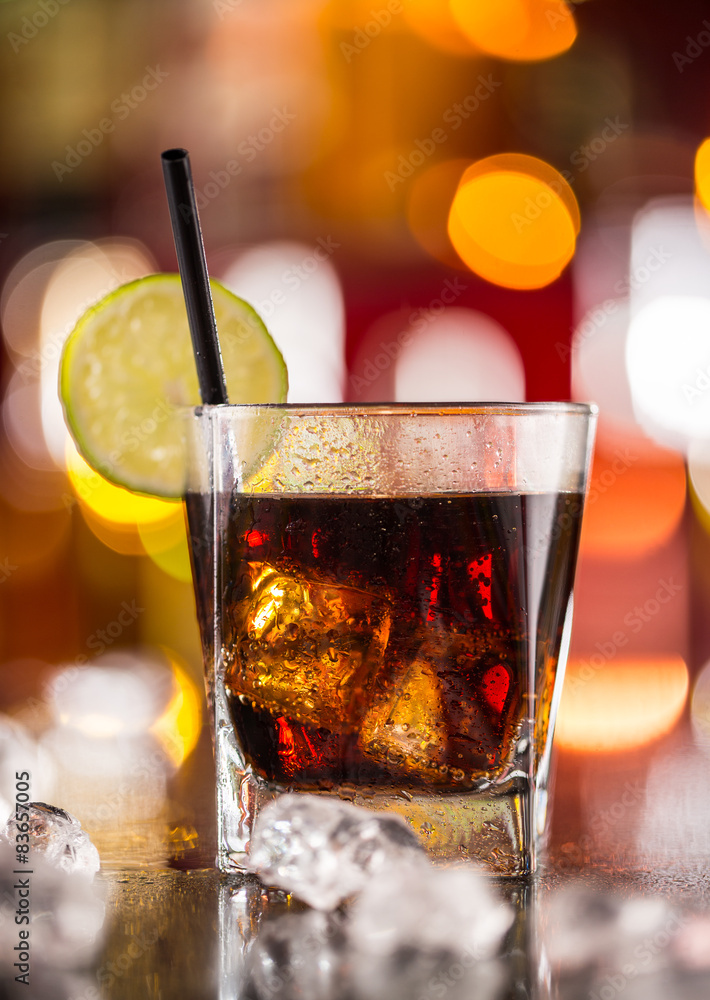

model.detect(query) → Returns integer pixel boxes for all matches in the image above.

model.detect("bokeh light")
[65,438,178,528]
[40,240,155,466]
[1,242,85,361]
[406,159,472,268]
[138,509,193,583]
[571,302,638,440]
[448,154,579,289]
[0,715,57,823]
[695,138,710,213]
[402,0,476,55]
[688,442,710,535]
[579,445,686,559]
[150,651,203,768]
[626,296,710,452]
[629,199,710,316]
[41,650,189,862]
[691,657,710,752]
[394,308,525,401]
[48,658,167,739]
[3,368,57,473]
[221,241,345,402]
[449,0,577,62]
[556,655,689,752]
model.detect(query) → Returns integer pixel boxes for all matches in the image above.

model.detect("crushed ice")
[247,794,428,911]
[246,793,514,1000]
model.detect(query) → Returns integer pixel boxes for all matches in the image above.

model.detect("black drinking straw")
[161,148,229,405]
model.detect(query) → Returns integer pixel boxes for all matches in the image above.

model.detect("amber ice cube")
[359,626,522,785]
[224,566,392,733]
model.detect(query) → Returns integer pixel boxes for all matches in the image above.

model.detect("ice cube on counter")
[247,910,348,1000]
[248,794,427,910]
[349,862,514,959]
[4,801,100,878]
[0,842,106,973]
[545,885,680,973]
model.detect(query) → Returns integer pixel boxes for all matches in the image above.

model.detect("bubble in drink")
[360,625,521,782]
[225,568,392,732]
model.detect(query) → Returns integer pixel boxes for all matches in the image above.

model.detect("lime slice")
[59,273,287,498]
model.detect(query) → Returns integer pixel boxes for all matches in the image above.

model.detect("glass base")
[212,678,544,877]
[215,764,538,878]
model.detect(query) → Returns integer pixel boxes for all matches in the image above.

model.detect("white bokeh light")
[572,302,635,429]
[220,241,345,402]
[46,652,173,739]
[39,240,155,466]
[630,197,710,317]
[394,308,525,402]
[0,716,56,824]
[626,295,710,452]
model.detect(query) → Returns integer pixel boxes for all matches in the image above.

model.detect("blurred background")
[1,0,710,869]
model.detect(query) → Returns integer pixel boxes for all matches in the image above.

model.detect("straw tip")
[161,148,189,162]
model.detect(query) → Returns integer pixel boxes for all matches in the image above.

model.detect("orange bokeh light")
[402,0,477,55]
[695,138,710,212]
[407,158,472,267]
[580,445,687,559]
[555,656,689,752]
[450,0,577,62]
[448,154,578,289]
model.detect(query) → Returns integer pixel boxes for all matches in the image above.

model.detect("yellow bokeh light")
[150,651,203,768]
[448,154,578,289]
[450,0,577,62]
[65,438,179,528]
[138,510,193,583]
[556,656,689,753]
[694,138,710,212]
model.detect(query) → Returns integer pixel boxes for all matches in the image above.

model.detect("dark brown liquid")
[187,492,583,792]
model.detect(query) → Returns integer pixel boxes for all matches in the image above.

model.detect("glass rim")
[194,400,597,417]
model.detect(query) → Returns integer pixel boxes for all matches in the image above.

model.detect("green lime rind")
[59,273,288,498]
